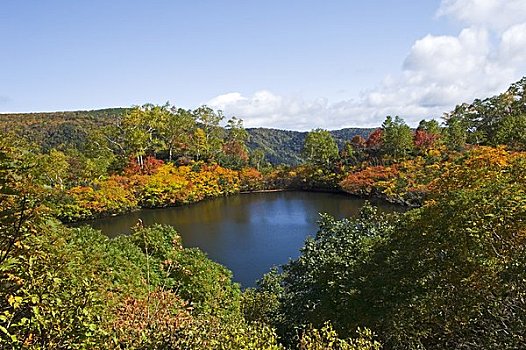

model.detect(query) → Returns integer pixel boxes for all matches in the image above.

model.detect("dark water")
[85,192,400,287]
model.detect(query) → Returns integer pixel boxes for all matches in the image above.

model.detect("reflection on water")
[84,192,400,287]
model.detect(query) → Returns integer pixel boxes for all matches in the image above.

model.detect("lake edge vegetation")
[1,77,526,348]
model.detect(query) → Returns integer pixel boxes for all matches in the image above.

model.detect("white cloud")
[206,0,526,130]
[207,92,247,106]
[500,23,526,65]
[437,0,526,31]
[209,90,331,130]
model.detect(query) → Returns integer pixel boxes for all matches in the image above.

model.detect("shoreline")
[68,187,413,226]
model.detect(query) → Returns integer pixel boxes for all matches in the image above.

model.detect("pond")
[85,191,400,287]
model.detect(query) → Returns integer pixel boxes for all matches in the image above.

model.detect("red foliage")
[222,141,249,162]
[414,130,438,150]
[351,135,367,149]
[124,156,164,175]
[366,129,383,148]
[340,165,398,196]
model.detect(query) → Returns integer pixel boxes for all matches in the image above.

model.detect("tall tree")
[414,119,442,151]
[159,107,196,162]
[221,117,249,169]
[302,129,339,169]
[381,116,413,159]
[121,104,168,168]
[443,116,468,151]
[192,106,224,162]
[249,148,266,171]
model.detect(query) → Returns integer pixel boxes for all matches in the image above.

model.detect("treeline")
[0,108,128,152]
[2,136,525,348]
[0,107,372,167]
[0,138,379,349]
[1,104,260,171]
[296,77,526,205]
[1,77,526,348]
[247,127,373,165]
[247,146,526,349]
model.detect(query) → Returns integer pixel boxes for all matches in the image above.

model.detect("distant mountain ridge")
[0,108,373,165]
[247,127,373,165]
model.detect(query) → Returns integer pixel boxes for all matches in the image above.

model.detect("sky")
[1,0,525,130]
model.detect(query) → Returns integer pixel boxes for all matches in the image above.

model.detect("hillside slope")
[0,108,373,165]
[247,127,373,165]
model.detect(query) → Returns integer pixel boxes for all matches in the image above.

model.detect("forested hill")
[0,108,128,151]
[0,108,372,165]
[247,127,373,165]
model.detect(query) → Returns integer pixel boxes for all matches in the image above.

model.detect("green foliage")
[443,115,468,150]
[169,248,242,318]
[249,148,268,170]
[158,106,197,161]
[247,128,373,166]
[193,105,225,162]
[1,218,111,348]
[220,117,250,169]
[1,209,283,349]
[444,77,526,149]
[380,116,413,159]
[302,129,340,169]
[360,148,526,349]
[270,204,394,342]
[258,147,526,349]
[299,323,381,350]
[4,79,526,349]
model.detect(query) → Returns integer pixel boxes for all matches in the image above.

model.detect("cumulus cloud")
[207,0,526,129]
[209,90,331,130]
[437,0,526,31]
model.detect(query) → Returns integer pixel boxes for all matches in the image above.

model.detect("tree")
[380,116,413,159]
[443,116,467,151]
[192,106,224,162]
[121,104,168,168]
[302,129,339,169]
[221,117,249,169]
[159,107,196,162]
[261,204,394,344]
[38,149,70,189]
[351,135,367,150]
[340,141,356,166]
[414,119,441,151]
[365,129,383,153]
[249,148,266,171]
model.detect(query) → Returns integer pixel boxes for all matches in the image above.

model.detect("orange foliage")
[111,290,193,348]
[340,165,398,196]
[239,167,264,191]
[366,129,383,148]
[428,146,522,196]
[124,156,164,175]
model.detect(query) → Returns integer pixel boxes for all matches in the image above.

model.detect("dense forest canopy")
[0,107,372,166]
[1,77,526,348]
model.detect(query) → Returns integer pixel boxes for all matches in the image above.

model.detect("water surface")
[86,192,399,287]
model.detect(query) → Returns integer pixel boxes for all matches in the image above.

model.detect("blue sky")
[1,0,525,129]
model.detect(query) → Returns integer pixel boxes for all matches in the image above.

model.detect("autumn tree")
[249,148,266,171]
[414,119,441,151]
[220,117,249,169]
